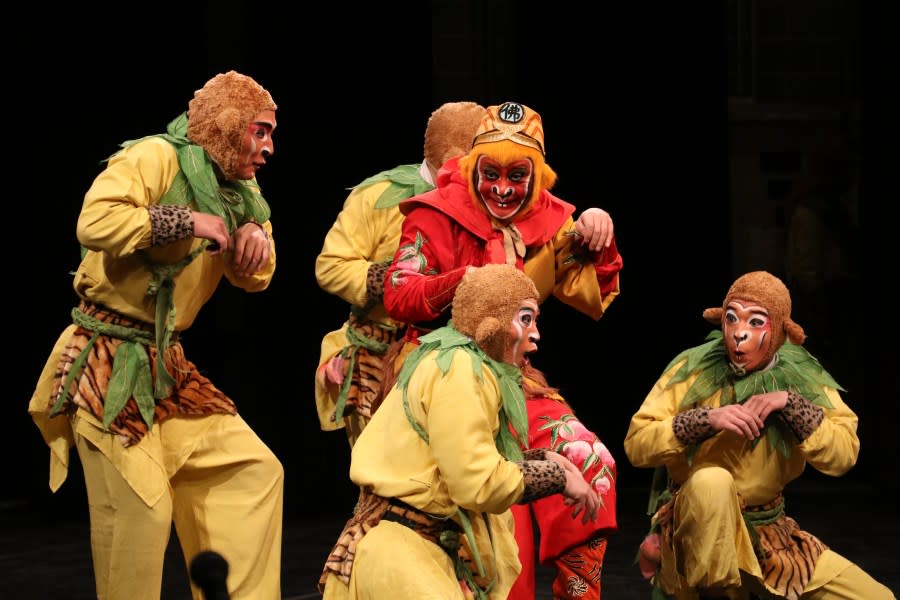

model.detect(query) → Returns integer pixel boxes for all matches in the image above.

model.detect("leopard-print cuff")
[521,448,547,461]
[149,205,193,247]
[673,407,715,445]
[367,262,388,304]
[517,460,566,504]
[780,391,824,441]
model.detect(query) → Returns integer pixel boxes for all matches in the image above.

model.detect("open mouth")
[523,349,537,364]
[731,351,749,367]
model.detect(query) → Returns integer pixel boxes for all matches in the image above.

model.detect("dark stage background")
[7,1,895,528]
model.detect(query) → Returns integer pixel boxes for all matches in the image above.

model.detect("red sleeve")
[590,236,622,297]
[383,205,487,323]
[525,397,618,564]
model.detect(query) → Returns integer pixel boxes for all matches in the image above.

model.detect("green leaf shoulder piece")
[664,330,844,458]
[113,113,271,228]
[665,330,841,410]
[397,325,526,460]
[349,164,436,209]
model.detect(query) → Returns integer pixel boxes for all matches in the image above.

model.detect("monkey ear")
[703,307,723,324]
[214,108,242,143]
[475,317,506,361]
[784,318,806,345]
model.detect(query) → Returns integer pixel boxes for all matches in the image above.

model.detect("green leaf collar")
[665,330,842,410]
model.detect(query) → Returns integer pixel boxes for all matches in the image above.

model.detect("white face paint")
[235,110,277,180]
[504,298,540,367]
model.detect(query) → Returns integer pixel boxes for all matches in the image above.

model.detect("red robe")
[383,157,622,328]
[382,156,622,598]
[510,394,618,600]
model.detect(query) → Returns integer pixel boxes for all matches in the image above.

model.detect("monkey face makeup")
[504,299,540,367]
[459,102,557,224]
[723,300,773,372]
[703,271,805,372]
[234,110,277,180]
[474,155,534,221]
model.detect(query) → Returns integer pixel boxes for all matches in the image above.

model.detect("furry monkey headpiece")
[187,71,277,181]
[451,264,539,362]
[423,101,486,173]
[703,270,806,368]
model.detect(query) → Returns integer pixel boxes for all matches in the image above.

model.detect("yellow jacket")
[350,347,525,598]
[30,137,275,496]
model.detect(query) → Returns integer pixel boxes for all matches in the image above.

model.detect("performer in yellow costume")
[319,263,601,600]
[28,71,284,600]
[624,271,894,600]
[314,102,485,445]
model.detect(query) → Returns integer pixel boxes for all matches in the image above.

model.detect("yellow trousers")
[322,520,466,600]
[73,409,283,600]
[663,466,894,600]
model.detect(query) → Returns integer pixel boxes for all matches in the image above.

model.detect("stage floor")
[2,482,897,599]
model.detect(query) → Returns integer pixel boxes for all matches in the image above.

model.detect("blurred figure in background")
[784,126,860,397]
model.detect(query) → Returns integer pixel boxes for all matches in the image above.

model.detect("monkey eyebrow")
[727,301,769,317]
[251,120,276,131]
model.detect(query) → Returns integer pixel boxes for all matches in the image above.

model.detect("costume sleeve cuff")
[517,459,566,503]
[366,262,388,304]
[592,237,622,296]
[673,407,715,445]
[149,205,193,247]
[591,236,619,266]
[780,391,824,441]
